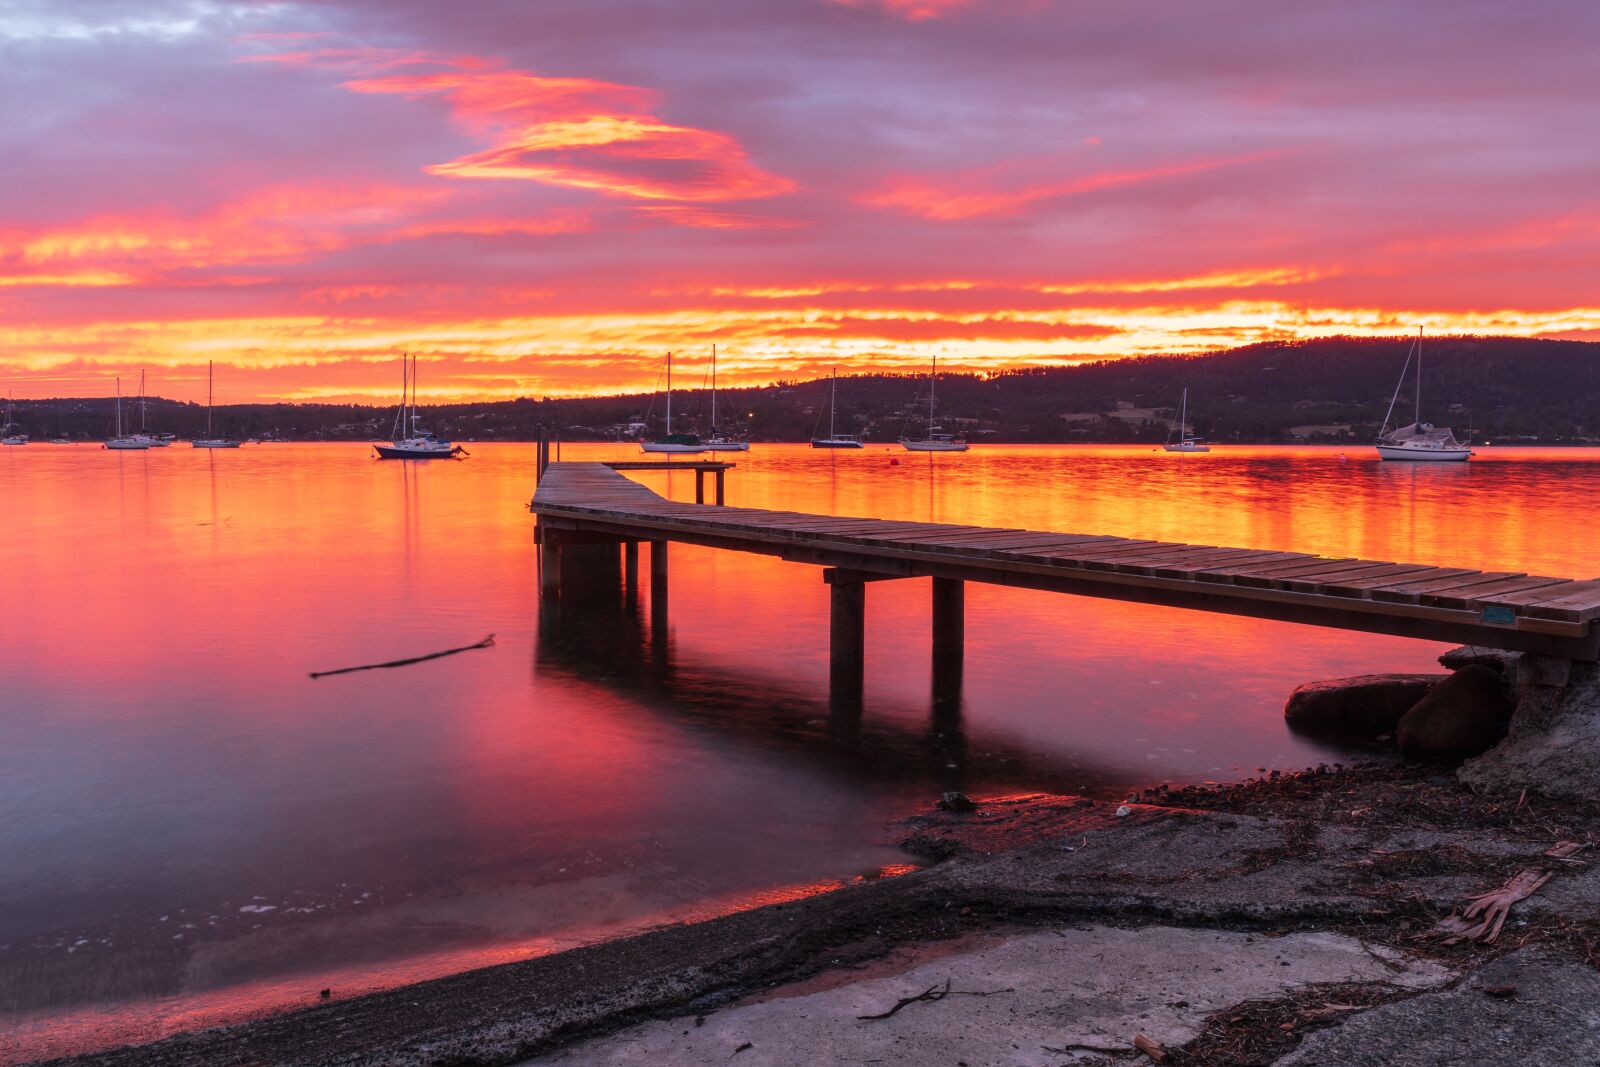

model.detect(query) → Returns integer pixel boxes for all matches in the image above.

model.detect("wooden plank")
[1232,559,1390,589]
[1143,550,1312,579]
[1196,555,1356,583]
[1421,576,1572,610]
[1113,547,1291,576]
[1520,585,1600,623]
[1282,563,1442,595]
[1372,571,1524,604]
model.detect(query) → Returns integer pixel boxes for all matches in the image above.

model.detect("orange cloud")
[861,152,1279,220]
[0,185,588,286]
[304,57,798,203]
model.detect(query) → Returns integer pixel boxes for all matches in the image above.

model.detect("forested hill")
[8,336,1600,444]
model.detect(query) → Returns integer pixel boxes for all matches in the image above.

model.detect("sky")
[2,0,1598,404]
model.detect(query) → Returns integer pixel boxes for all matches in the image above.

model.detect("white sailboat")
[640,350,707,453]
[104,378,152,449]
[192,360,242,448]
[704,344,749,452]
[135,370,171,446]
[810,368,864,448]
[373,354,464,459]
[899,352,968,452]
[1376,329,1472,462]
[1163,388,1211,452]
[1,394,26,445]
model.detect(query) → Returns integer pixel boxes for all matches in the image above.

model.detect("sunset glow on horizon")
[3,0,1598,404]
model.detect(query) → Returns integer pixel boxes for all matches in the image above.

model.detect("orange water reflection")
[0,442,1595,1061]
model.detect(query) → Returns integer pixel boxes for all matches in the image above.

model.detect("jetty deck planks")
[531,462,1600,657]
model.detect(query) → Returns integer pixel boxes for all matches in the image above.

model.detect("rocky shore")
[35,646,1600,1067]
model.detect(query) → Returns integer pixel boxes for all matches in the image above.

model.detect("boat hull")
[1163,444,1211,453]
[104,439,151,450]
[1377,445,1471,462]
[810,438,864,449]
[640,441,707,454]
[192,439,243,448]
[705,440,750,452]
[899,439,969,452]
[374,443,461,459]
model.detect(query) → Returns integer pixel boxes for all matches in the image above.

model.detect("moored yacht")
[192,360,243,447]
[899,353,969,452]
[640,350,707,453]
[105,378,153,449]
[1376,329,1472,462]
[703,345,749,452]
[811,368,865,448]
[374,355,464,459]
[1163,388,1210,452]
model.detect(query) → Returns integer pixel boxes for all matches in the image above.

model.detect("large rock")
[1461,658,1600,801]
[1284,674,1444,738]
[1438,644,1523,676]
[1396,664,1511,759]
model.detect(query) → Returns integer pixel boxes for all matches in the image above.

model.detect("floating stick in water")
[309,634,496,679]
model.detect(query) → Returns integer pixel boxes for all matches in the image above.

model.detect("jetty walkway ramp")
[531,461,1600,662]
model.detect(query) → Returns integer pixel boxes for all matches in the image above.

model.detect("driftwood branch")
[856,978,1013,1021]
[309,634,496,679]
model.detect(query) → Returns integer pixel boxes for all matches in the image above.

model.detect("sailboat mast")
[829,367,837,438]
[1415,326,1422,424]
[206,360,214,436]
[1179,388,1187,439]
[929,352,937,433]
[666,351,673,435]
[139,369,146,432]
[115,377,122,438]
[711,344,717,432]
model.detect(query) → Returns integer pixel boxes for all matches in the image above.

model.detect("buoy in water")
[889,458,900,466]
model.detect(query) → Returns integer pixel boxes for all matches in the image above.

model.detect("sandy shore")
[34,764,1600,1066]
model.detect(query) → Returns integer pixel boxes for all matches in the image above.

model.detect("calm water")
[3,442,1597,1060]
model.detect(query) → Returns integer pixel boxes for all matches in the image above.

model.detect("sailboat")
[899,353,968,452]
[810,368,864,448]
[135,370,172,446]
[640,351,707,453]
[1,394,26,445]
[1163,388,1210,453]
[192,361,242,448]
[104,377,153,449]
[704,345,749,452]
[1376,328,1472,462]
[373,354,465,459]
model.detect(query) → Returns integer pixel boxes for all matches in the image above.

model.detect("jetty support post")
[624,540,640,592]
[695,470,705,505]
[715,468,726,506]
[931,577,965,708]
[825,570,866,719]
[538,524,562,598]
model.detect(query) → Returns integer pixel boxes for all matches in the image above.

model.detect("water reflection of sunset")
[4,442,1599,1059]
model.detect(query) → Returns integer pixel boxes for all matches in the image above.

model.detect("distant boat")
[105,377,152,449]
[704,344,749,452]
[811,368,864,448]
[1377,329,1472,462]
[135,371,171,446]
[1,394,26,445]
[641,350,707,453]
[899,352,968,452]
[192,360,242,448]
[1163,388,1211,453]
[373,354,464,459]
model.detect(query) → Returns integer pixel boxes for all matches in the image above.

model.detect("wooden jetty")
[531,462,1600,674]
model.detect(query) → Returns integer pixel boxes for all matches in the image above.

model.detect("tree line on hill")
[6,336,1598,445]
